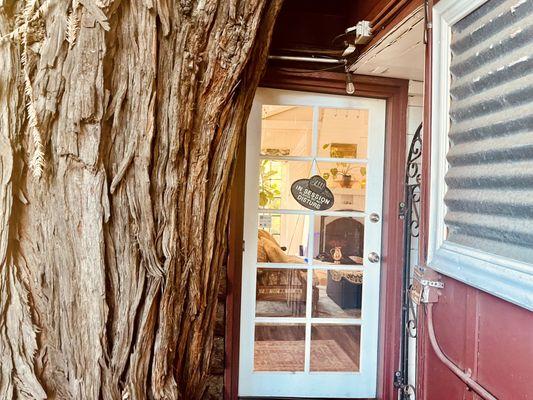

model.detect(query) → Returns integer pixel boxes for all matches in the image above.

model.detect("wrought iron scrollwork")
[406,124,422,183]
[407,296,418,339]
[405,123,422,239]
[396,123,422,400]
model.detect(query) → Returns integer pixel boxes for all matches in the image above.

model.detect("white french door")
[239,88,386,398]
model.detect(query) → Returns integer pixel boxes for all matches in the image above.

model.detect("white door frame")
[239,88,386,398]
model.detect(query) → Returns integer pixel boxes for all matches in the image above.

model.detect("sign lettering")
[291,175,334,211]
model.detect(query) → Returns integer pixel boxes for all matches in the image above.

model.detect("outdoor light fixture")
[345,70,355,94]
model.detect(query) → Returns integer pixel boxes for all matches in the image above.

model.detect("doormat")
[254,340,358,372]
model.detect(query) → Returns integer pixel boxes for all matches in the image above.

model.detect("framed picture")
[329,143,357,159]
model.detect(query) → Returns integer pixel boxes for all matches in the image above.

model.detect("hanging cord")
[425,303,498,400]
[274,63,346,75]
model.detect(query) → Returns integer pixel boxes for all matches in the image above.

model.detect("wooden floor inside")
[254,324,361,372]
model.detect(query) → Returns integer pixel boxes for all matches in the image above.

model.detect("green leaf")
[263,170,277,178]
[259,192,268,207]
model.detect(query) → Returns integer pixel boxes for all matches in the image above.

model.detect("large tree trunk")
[0,0,282,398]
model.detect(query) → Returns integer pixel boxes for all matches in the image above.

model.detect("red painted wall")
[419,2,533,398]
[417,275,533,400]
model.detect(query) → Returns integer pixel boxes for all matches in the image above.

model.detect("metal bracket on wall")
[420,279,444,289]
[412,264,444,304]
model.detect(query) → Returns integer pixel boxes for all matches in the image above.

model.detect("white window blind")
[429,0,533,310]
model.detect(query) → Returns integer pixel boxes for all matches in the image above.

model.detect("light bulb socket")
[345,72,355,94]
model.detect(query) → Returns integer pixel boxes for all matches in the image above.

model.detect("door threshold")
[239,397,376,400]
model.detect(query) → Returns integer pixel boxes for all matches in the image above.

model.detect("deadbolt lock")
[368,252,380,263]
[369,213,380,223]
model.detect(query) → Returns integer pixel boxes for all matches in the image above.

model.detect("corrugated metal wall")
[445,0,533,264]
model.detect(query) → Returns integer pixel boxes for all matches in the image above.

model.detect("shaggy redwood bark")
[0,0,282,398]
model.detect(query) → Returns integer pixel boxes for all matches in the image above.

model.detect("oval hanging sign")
[291,175,335,211]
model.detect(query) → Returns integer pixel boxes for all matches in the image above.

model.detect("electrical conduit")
[426,303,497,400]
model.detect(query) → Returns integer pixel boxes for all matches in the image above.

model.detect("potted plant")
[324,163,356,188]
[322,144,355,188]
[322,144,366,189]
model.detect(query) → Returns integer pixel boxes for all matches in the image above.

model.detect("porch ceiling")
[349,7,426,81]
[267,0,425,82]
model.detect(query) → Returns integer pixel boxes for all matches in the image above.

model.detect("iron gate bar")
[395,123,422,400]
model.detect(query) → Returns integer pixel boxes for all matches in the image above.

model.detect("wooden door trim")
[417,1,433,398]
[225,68,409,400]
[226,138,246,400]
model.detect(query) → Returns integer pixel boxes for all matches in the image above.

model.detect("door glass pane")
[254,323,305,371]
[317,108,369,159]
[310,324,361,372]
[312,270,363,318]
[316,161,366,212]
[258,160,312,210]
[261,105,313,157]
[256,268,307,317]
[312,215,365,265]
[258,214,309,263]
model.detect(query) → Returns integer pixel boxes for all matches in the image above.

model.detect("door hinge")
[399,201,407,219]
[394,370,414,399]
[393,370,405,389]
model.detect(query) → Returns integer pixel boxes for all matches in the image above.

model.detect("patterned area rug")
[254,339,358,372]
[256,286,361,319]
